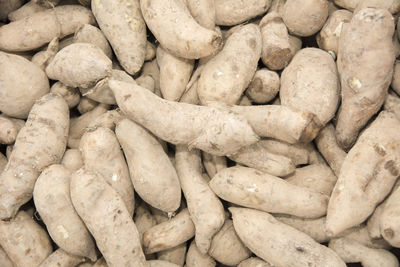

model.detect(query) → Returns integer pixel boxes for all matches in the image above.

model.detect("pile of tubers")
[2,0,400,266]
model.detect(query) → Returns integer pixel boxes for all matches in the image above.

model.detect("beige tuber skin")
[214,0,272,26]
[228,141,295,177]
[379,181,400,247]
[209,219,251,266]
[33,164,97,261]
[334,0,400,14]
[0,115,17,145]
[143,209,195,254]
[110,80,259,156]
[245,68,280,103]
[238,257,273,267]
[8,1,47,22]
[0,246,14,267]
[335,7,396,150]
[157,46,194,102]
[202,152,227,178]
[61,149,83,172]
[329,237,399,267]
[116,119,181,213]
[316,10,353,55]
[70,168,148,267]
[141,0,222,59]
[0,211,53,267]
[284,164,337,196]
[327,111,400,237]
[50,82,81,109]
[73,24,113,59]
[0,153,7,173]
[315,123,347,177]
[391,60,400,95]
[175,146,225,253]
[0,5,95,52]
[259,12,292,71]
[210,166,329,218]
[197,24,262,105]
[68,103,109,148]
[282,0,329,37]
[259,139,310,166]
[230,105,321,144]
[134,202,157,246]
[77,97,98,114]
[0,51,50,119]
[39,249,84,267]
[186,240,216,267]
[230,207,346,267]
[80,127,135,216]
[280,47,340,127]
[0,94,69,220]
[157,244,187,266]
[92,0,146,75]
[187,0,216,30]
[46,43,112,89]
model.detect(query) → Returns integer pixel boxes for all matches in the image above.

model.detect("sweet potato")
[51,82,81,109]
[70,168,148,267]
[175,146,224,253]
[210,166,329,218]
[229,141,295,177]
[282,0,329,37]
[68,103,109,148]
[116,119,181,213]
[31,37,59,71]
[327,111,400,236]
[0,211,52,267]
[259,12,292,70]
[73,24,112,59]
[187,0,215,30]
[215,0,271,26]
[316,10,352,55]
[245,69,280,104]
[157,46,194,101]
[259,139,309,166]
[230,207,346,267]
[238,257,272,267]
[92,0,146,75]
[334,0,400,14]
[186,241,215,267]
[136,75,155,92]
[284,164,337,196]
[197,24,261,105]
[0,94,69,219]
[0,153,7,173]
[143,209,195,254]
[391,60,400,95]
[148,260,179,267]
[230,105,320,144]
[8,1,47,21]
[379,182,400,247]
[315,124,347,176]
[141,0,222,59]
[46,43,112,89]
[280,48,340,126]
[209,219,251,266]
[77,97,99,114]
[39,249,84,267]
[33,164,96,260]
[0,115,17,145]
[61,149,83,172]
[335,7,396,149]
[0,0,24,21]
[0,52,50,119]
[110,80,258,156]
[329,237,399,266]
[157,244,186,266]
[80,127,135,216]
[0,5,95,52]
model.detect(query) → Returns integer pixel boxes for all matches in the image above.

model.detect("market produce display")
[1,0,400,266]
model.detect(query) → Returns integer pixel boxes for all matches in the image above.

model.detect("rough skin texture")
[335,8,395,150]
[198,24,262,105]
[327,111,400,236]
[0,5,95,52]
[0,52,50,119]
[92,0,146,75]
[175,145,225,253]
[110,80,259,156]
[0,94,69,219]
[230,207,346,267]
[0,211,53,267]
[70,168,148,267]
[116,119,181,213]
[210,166,329,218]
[186,240,216,267]
[39,249,84,267]
[33,164,96,260]
[140,0,223,59]
[215,0,271,26]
